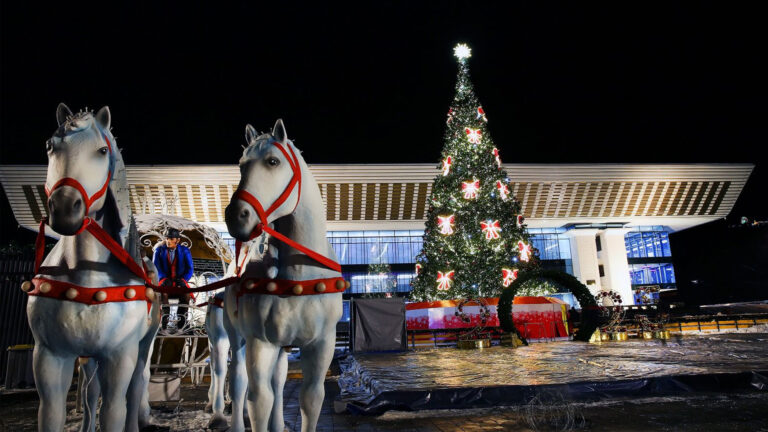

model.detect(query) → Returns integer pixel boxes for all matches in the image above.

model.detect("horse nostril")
[239,208,250,219]
[73,199,82,211]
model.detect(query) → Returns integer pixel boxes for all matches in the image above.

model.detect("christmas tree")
[410,44,537,302]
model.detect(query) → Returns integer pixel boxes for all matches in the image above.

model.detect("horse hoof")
[207,414,229,430]
[204,402,213,413]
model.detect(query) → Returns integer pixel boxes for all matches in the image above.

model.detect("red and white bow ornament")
[518,241,532,262]
[477,106,487,122]
[480,220,501,240]
[492,148,502,168]
[462,180,480,199]
[465,128,482,144]
[437,214,455,235]
[496,181,509,200]
[502,268,518,287]
[436,270,455,291]
[442,156,452,176]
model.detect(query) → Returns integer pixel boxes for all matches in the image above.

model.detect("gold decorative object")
[600,331,611,342]
[457,338,491,349]
[611,331,628,341]
[654,330,671,340]
[642,331,654,339]
[500,333,523,348]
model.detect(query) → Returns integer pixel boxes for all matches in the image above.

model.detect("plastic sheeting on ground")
[337,333,768,415]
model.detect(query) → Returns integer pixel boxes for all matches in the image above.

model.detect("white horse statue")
[23,104,161,431]
[224,119,347,432]
[204,241,256,430]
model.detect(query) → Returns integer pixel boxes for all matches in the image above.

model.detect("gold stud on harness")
[125,288,136,299]
[65,288,78,300]
[21,281,32,292]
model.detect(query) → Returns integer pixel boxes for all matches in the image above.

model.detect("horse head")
[225,119,301,242]
[45,103,118,235]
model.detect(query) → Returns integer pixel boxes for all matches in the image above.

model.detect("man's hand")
[162,278,174,288]
[174,277,186,288]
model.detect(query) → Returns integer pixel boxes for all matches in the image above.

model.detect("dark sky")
[1,2,765,243]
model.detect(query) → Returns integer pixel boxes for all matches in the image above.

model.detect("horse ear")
[56,103,73,126]
[245,124,257,145]
[95,106,111,131]
[272,119,287,144]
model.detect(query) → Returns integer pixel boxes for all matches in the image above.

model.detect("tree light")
[454,43,472,61]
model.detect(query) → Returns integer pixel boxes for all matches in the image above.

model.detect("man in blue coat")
[154,228,195,331]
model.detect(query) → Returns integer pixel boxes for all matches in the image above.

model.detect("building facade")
[0,163,753,305]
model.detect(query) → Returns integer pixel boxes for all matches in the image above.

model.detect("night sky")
[1,2,765,243]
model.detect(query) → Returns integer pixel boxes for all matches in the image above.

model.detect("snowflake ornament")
[437,214,455,235]
[480,220,501,240]
[436,270,455,291]
[465,128,482,144]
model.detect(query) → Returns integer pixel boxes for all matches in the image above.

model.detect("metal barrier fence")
[0,251,36,380]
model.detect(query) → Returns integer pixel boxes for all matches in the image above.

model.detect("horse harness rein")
[23,136,347,311]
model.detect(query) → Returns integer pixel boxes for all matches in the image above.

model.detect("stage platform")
[338,332,768,414]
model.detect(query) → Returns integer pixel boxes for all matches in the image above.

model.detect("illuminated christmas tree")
[410,44,537,302]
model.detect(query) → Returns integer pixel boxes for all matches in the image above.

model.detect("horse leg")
[206,307,229,430]
[33,345,76,432]
[125,317,160,432]
[96,345,139,431]
[268,348,288,432]
[299,338,334,432]
[78,359,100,432]
[139,300,162,429]
[244,340,281,432]
[225,311,248,432]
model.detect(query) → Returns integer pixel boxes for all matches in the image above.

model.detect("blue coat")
[153,244,194,282]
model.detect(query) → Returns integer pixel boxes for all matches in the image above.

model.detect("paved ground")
[3,378,768,431]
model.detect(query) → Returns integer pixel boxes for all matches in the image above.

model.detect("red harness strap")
[28,277,152,313]
[232,140,342,274]
[236,276,347,304]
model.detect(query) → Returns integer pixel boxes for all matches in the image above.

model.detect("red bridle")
[44,132,114,234]
[232,140,341,273]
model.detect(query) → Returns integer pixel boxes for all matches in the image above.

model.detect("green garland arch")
[498,269,600,342]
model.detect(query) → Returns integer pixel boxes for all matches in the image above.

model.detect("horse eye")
[99,147,108,155]
[45,140,53,152]
[267,157,280,166]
